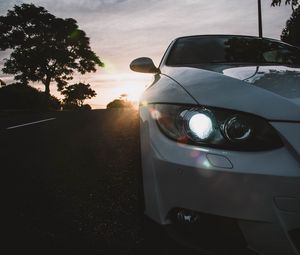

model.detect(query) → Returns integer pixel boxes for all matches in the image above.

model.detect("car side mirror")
[130,57,159,73]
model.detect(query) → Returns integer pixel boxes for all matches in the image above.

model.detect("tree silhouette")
[272,0,299,10]
[119,93,128,100]
[0,4,103,100]
[0,79,6,86]
[271,0,300,47]
[107,99,133,109]
[62,82,96,107]
[0,83,61,110]
[281,6,300,47]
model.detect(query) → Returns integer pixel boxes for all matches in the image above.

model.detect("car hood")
[161,65,300,121]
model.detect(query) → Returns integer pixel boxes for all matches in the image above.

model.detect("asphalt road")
[1,109,200,255]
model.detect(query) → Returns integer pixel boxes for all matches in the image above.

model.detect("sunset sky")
[0,0,294,108]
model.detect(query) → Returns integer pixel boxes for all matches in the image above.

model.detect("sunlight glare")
[110,73,150,103]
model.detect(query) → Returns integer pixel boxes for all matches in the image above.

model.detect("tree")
[106,99,133,109]
[119,93,128,100]
[62,82,96,107]
[0,79,6,86]
[271,0,300,46]
[281,5,300,46]
[271,0,299,10]
[0,4,103,99]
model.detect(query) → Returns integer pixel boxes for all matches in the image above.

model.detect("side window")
[263,50,283,63]
[263,48,300,64]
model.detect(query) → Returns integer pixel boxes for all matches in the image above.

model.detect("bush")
[62,102,80,111]
[62,103,92,111]
[0,83,61,110]
[106,99,133,109]
[48,95,62,110]
[82,104,92,110]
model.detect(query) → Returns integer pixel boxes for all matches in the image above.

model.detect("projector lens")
[224,116,252,141]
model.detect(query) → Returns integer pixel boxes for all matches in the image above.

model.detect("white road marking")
[7,118,56,130]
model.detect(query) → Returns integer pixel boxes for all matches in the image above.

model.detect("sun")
[112,73,152,102]
[122,83,146,102]
[85,71,153,109]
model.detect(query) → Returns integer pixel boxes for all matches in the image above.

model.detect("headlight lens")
[183,108,215,141]
[152,104,282,151]
[223,116,252,142]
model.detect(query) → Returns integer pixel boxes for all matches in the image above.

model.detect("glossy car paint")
[137,35,300,255]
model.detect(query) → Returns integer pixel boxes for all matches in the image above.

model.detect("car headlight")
[152,104,283,151]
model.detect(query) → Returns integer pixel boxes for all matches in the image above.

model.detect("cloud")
[1,0,292,69]
[0,0,128,15]
[0,0,294,108]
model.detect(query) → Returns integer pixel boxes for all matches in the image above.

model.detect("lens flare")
[150,107,161,120]
[188,113,213,140]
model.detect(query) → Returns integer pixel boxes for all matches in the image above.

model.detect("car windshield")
[166,36,300,66]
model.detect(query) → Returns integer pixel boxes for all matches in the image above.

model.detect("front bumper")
[140,106,300,255]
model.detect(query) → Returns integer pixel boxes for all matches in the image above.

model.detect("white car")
[130,35,300,255]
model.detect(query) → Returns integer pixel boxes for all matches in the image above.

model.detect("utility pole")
[258,0,263,37]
